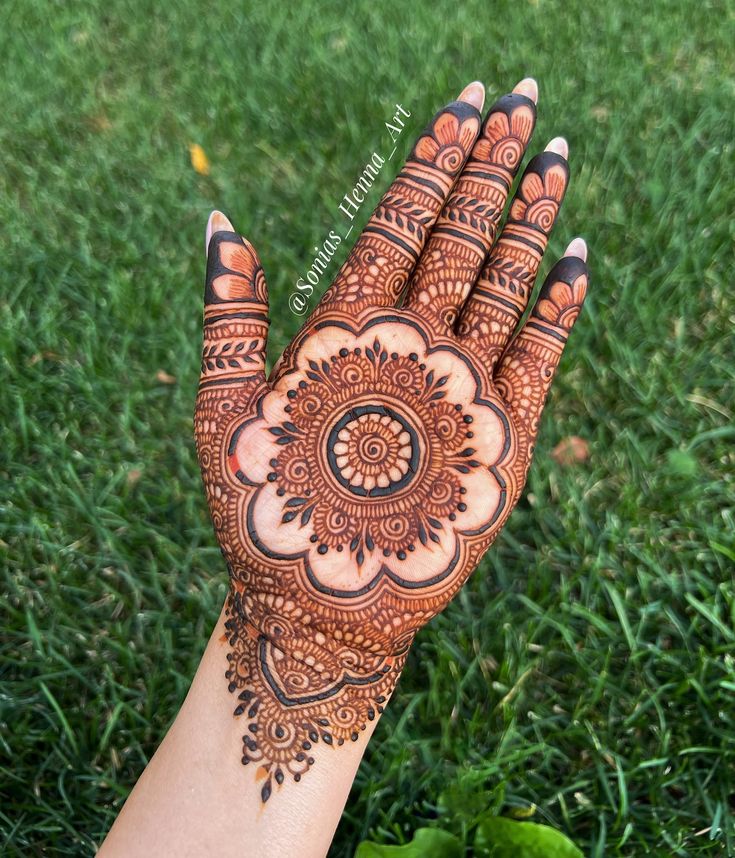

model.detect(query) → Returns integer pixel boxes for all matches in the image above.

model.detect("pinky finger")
[494,241,589,441]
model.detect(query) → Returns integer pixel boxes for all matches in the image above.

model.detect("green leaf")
[474,815,583,858]
[355,827,463,858]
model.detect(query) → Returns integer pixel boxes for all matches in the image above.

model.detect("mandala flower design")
[413,109,480,174]
[229,316,509,594]
[535,271,587,329]
[509,161,567,230]
[474,101,535,168]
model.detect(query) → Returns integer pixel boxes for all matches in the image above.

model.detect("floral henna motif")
[216,312,518,803]
[473,96,535,165]
[413,108,480,172]
[231,315,511,591]
[194,85,589,804]
[534,260,587,329]
[457,152,569,362]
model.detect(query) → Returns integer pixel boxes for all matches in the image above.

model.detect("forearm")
[99,599,382,858]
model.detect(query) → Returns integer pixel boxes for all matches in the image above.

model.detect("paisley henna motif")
[194,86,589,803]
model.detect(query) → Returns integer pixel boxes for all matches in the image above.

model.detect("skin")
[99,77,588,858]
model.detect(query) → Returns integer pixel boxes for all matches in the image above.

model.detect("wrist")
[100,600,379,858]
[223,588,402,799]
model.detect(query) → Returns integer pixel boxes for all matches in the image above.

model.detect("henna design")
[199,232,269,389]
[403,93,536,331]
[231,317,511,592]
[317,101,481,313]
[194,87,588,803]
[457,152,569,364]
[218,311,518,802]
[495,256,589,443]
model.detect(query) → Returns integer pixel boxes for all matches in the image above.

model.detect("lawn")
[1,0,734,855]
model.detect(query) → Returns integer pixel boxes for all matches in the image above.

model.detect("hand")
[194,78,589,803]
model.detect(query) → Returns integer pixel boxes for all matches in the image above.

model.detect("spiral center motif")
[326,405,419,497]
[436,143,464,172]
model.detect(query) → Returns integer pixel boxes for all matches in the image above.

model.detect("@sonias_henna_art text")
[193,83,589,803]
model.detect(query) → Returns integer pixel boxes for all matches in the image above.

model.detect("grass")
[1,0,733,854]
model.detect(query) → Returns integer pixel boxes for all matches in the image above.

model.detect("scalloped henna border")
[227,311,511,598]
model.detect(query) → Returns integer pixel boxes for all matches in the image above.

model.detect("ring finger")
[456,137,570,368]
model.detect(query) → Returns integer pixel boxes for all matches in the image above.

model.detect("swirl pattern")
[231,317,509,588]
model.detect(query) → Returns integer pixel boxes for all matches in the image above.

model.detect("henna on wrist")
[224,590,407,802]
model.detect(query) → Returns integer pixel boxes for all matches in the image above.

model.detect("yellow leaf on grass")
[189,143,210,175]
[509,803,538,819]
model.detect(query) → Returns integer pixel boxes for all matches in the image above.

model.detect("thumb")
[199,210,270,392]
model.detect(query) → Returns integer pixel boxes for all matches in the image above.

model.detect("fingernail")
[545,136,569,159]
[565,237,587,261]
[512,77,538,104]
[457,81,485,111]
[205,210,235,257]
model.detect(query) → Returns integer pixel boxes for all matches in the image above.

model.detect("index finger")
[315,83,484,313]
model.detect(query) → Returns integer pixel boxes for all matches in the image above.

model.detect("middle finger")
[402,79,537,332]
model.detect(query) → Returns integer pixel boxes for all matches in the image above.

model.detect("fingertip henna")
[508,151,569,230]
[532,255,589,331]
[410,100,482,172]
[204,231,268,307]
[482,91,537,143]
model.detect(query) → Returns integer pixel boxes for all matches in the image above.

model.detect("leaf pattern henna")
[404,93,537,332]
[194,86,589,803]
[457,152,570,366]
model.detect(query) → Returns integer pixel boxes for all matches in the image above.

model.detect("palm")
[237,307,514,598]
[195,82,588,801]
